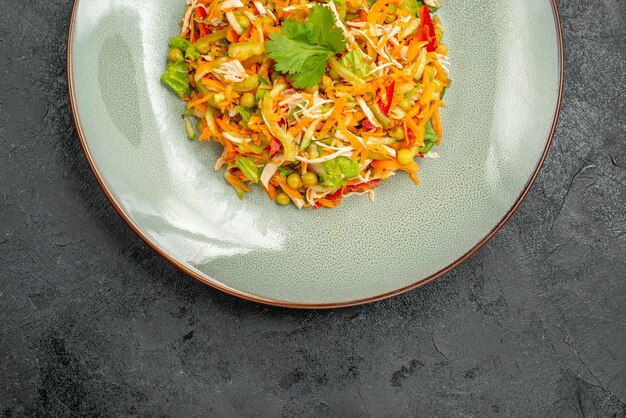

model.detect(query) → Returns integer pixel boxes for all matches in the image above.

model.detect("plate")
[67,0,563,308]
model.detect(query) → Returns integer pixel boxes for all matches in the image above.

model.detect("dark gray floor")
[1,1,625,417]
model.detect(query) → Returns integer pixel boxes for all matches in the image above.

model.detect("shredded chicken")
[213,59,248,82]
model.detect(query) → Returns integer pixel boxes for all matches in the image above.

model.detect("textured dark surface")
[1,0,625,416]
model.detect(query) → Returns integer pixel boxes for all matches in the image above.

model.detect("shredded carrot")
[317,199,336,208]
[407,39,427,61]
[226,27,239,43]
[431,60,449,84]
[238,24,253,41]
[187,94,213,108]
[432,106,443,139]
[319,96,347,138]
[201,78,227,91]
[189,19,196,43]
[418,103,438,123]
[267,183,278,200]
[216,116,243,134]
[406,117,424,147]
[338,125,365,161]
[371,159,419,173]
[225,173,250,192]
[287,117,311,136]
[368,0,387,25]
[281,184,304,202]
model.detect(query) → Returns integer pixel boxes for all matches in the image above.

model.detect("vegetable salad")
[162,0,449,208]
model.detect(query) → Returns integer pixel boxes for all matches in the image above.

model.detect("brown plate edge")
[66,0,564,309]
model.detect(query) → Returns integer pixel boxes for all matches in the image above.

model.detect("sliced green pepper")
[228,42,265,62]
[184,116,196,141]
[235,156,260,183]
[369,103,392,127]
[260,97,297,161]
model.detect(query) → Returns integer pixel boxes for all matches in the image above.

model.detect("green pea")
[397,149,413,166]
[168,48,184,63]
[389,3,397,14]
[276,192,291,206]
[304,84,319,94]
[193,29,227,54]
[328,69,341,80]
[255,88,269,102]
[320,76,333,90]
[287,173,303,189]
[234,12,250,30]
[390,125,405,140]
[399,99,413,112]
[261,16,275,27]
[302,172,318,187]
[240,93,255,109]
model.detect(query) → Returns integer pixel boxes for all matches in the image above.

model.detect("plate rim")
[66,0,564,309]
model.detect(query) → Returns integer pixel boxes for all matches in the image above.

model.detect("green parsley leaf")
[267,34,331,75]
[281,18,313,42]
[266,4,346,88]
[308,5,346,53]
[292,53,332,89]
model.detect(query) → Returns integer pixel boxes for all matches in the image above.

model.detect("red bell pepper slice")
[268,137,282,157]
[325,179,382,201]
[418,5,437,52]
[195,6,209,37]
[198,23,209,37]
[407,128,416,145]
[361,119,376,131]
[379,81,395,115]
[195,5,208,21]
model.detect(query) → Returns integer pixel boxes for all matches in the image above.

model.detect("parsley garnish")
[266,5,346,88]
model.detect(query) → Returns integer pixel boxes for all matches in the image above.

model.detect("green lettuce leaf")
[161,61,189,97]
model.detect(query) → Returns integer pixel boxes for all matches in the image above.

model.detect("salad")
[162,0,449,208]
